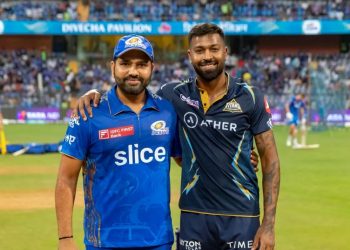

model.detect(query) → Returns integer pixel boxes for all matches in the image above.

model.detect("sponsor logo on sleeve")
[180,94,200,109]
[223,98,242,113]
[68,116,80,128]
[99,125,134,140]
[151,120,169,135]
[65,135,76,145]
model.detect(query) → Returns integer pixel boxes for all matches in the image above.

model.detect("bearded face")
[112,50,153,96]
[188,33,227,83]
[113,73,148,96]
[192,57,225,82]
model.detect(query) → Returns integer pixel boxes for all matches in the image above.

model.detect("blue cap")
[113,34,154,61]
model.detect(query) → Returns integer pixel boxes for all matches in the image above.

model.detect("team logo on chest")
[151,120,169,135]
[223,98,242,113]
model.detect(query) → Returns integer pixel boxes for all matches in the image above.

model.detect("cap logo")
[125,37,146,49]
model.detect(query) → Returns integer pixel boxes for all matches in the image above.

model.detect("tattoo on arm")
[255,130,280,229]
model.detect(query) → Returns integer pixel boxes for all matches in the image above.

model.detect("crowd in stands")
[0,0,349,21]
[0,1,77,21]
[1,50,350,110]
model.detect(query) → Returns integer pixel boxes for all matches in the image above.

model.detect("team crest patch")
[125,37,146,49]
[99,125,134,140]
[223,99,242,113]
[151,120,169,135]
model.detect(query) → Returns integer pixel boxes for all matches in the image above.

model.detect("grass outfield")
[0,124,349,249]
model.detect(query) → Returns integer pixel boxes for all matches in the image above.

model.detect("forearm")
[261,157,280,227]
[55,174,78,237]
[255,131,280,227]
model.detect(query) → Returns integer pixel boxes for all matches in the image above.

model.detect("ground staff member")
[75,23,279,250]
[55,34,181,250]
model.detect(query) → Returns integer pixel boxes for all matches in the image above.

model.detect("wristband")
[59,235,73,240]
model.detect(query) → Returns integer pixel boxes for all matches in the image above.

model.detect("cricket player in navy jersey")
[285,94,306,147]
[55,35,181,250]
[74,24,279,250]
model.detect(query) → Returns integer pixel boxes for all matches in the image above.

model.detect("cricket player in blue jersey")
[55,35,182,250]
[285,94,306,147]
[75,24,278,250]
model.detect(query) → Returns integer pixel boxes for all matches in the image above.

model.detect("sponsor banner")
[3,20,350,35]
[271,109,284,124]
[272,109,350,126]
[17,108,60,121]
[345,110,350,122]
[324,110,349,125]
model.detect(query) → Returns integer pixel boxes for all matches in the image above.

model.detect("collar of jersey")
[107,86,159,116]
[192,72,239,93]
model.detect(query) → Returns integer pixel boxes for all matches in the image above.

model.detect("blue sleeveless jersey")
[289,96,306,125]
[61,86,180,248]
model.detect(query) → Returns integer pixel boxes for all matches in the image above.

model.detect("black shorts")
[178,211,260,250]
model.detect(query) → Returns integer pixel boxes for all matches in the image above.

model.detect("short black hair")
[188,23,225,43]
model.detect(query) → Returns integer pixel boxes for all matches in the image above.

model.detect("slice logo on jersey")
[65,135,76,145]
[264,96,271,113]
[223,98,242,113]
[68,116,80,128]
[151,120,169,135]
[180,94,200,109]
[99,125,134,140]
[125,36,146,49]
[114,144,166,166]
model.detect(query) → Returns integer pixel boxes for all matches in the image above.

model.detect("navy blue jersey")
[158,75,272,216]
[61,86,180,248]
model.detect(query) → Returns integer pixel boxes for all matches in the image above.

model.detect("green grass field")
[0,124,349,249]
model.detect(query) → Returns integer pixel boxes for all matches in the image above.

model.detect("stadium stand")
[1,0,349,21]
[1,50,349,111]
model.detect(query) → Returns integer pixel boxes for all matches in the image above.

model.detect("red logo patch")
[99,129,110,139]
[264,97,271,114]
[99,125,134,140]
